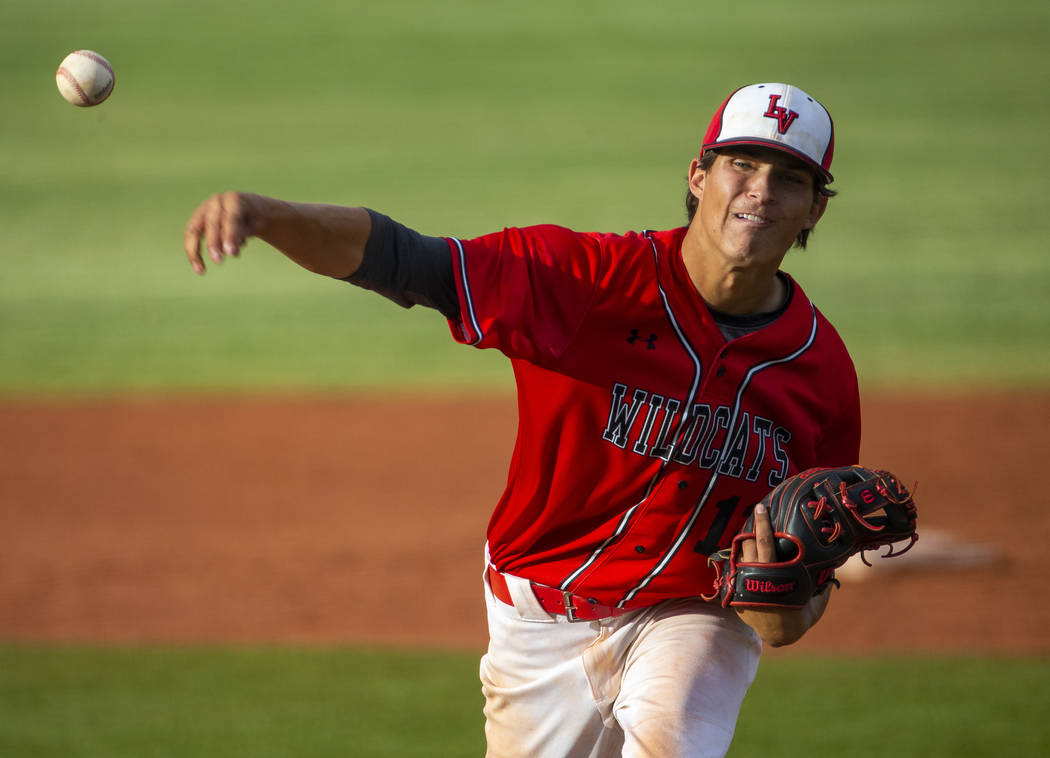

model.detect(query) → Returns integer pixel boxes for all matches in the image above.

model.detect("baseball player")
[184,82,858,758]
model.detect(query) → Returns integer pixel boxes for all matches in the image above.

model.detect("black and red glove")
[709,466,918,609]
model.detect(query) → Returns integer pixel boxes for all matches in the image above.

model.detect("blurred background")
[3,0,1048,394]
[2,1,1048,756]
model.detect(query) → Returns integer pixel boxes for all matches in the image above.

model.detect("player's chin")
[722,242,782,268]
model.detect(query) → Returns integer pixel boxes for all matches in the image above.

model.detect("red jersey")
[446,224,860,609]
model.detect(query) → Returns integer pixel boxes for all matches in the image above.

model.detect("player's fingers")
[753,504,776,563]
[739,536,756,563]
[218,192,249,259]
[183,204,209,275]
[184,192,257,273]
[200,195,227,266]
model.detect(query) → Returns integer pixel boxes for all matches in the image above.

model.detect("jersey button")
[716,366,726,377]
[634,545,645,554]
[677,481,688,490]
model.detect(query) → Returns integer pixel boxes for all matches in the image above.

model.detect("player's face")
[687,148,827,269]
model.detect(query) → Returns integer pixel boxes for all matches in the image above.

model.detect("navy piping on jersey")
[450,237,484,345]
[617,302,821,607]
[558,233,705,593]
[558,499,647,593]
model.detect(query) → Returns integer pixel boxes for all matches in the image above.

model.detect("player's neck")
[681,246,786,316]
[705,274,784,316]
[680,220,791,315]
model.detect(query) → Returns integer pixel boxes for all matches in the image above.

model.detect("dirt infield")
[2,391,1046,655]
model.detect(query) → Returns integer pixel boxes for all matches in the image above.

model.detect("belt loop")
[504,570,556,621]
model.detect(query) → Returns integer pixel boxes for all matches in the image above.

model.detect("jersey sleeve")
[445,225,606,364]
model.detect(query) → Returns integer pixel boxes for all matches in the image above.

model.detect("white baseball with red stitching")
[55,50,115,107]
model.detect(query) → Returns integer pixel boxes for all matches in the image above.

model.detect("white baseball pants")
[480,568,762,758]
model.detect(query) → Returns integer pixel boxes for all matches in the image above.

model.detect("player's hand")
[734,503,832,646]
[183,192,265,275]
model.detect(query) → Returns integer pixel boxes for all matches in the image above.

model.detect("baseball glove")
[708,465,918,609]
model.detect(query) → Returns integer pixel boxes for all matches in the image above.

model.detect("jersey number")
[692,495,740,556]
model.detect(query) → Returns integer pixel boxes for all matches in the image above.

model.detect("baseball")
[55,50,115,107]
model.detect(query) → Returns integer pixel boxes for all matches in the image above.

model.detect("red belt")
[486,565,631,622]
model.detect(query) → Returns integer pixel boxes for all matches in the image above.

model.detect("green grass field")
[2,646,1047,757]
[2,0,1048,394]
[2,1,1049,755]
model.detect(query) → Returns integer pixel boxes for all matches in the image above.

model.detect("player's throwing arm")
[183,192,372,279]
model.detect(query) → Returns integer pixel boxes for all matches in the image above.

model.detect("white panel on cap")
[715,83,831,168]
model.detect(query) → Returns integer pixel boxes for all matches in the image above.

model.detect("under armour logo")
[763,94,799,134]
[627,329,658,350]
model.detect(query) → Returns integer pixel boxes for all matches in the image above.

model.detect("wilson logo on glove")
[706,465,918,609]
[745,579,797,595]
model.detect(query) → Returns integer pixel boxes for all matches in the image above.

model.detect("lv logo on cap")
[763,95,799,134]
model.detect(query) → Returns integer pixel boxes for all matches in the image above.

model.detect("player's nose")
[745,169,776,202]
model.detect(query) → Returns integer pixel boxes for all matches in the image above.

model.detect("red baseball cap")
[702,83,835,184]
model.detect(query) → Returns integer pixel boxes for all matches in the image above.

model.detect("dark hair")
[684,149,837,250]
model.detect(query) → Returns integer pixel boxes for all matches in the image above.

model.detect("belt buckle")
[562,590,586,622]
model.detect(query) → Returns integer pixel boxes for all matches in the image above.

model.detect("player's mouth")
[733,212,773,226]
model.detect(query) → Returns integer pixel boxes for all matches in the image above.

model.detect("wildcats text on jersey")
[601,382,791,488]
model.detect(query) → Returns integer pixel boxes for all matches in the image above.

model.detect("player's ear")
[803,194,829,230]
[688,157,706,202]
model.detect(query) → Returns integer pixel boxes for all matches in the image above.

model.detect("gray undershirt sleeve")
[343,209,459,319]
